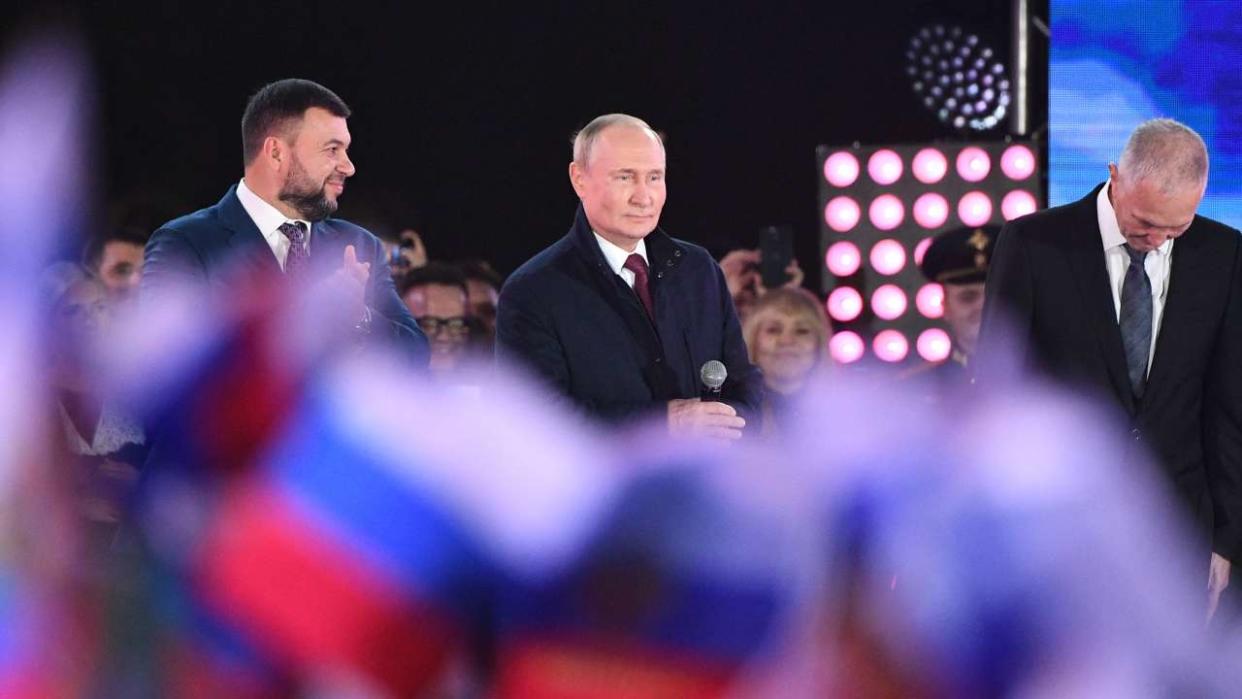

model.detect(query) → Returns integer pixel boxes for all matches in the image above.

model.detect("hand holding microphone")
[667,360,745,439]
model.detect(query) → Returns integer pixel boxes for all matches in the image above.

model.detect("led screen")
[1050,1,1242,224]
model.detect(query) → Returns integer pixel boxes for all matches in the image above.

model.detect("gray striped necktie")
[1119,244,1152,398]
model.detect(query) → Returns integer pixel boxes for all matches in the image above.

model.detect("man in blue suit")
[142,79,428,362]
[497,114,762,438]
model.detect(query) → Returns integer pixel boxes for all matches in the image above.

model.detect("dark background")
[20,1,1022,279]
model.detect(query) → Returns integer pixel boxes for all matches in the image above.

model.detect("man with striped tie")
[142,78,427,362]
[977,119,1242,620]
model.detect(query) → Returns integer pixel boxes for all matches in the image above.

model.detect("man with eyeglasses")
[400,262,474,377]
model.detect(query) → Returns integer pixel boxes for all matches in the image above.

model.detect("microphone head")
[700,360,727,391]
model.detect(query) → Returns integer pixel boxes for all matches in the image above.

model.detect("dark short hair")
[241,78,350,166]
[397,262,469,299]
[82,226,149,271]
[455,258,504,290]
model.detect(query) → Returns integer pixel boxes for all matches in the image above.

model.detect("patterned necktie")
[623,253,655,321]
[1119,244,1152,398]
[279,221,310,279]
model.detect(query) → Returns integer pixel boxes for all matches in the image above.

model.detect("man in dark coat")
[976,118,1242,618]
[497,114,761,438]
[142,79,428,362]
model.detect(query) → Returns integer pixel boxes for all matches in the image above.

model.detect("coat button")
[655,357,663,364]
[1131,428,1142,441]
[656,271,664,279]
[674,249,682,257]
[665,259,674,267]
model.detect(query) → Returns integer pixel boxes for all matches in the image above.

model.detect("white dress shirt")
[236,178,311,271]
[1097,182,1172,374]
[593,233,649,289]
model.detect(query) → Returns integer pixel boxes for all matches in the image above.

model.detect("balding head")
[567,113,667,251]
[1116,118,1208,194]
[572,113,663,170]
[1107,118,1209,252]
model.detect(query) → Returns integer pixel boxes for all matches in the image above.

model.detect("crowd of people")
[20,72,1242,695]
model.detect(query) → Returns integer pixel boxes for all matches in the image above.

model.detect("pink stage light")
[827,287,863,322]
[868,194,905,231]
[912,147,948,184]
[955,146,991,182]
[829,331,865,364]
[871,284,908,320]
[914,236,933,265]
[1002,189,1038,220]
[1000,144,1036,180]
[869,239,906,276]
[915,283,944,318]
[824,151,861,187]
[825,196,861,232]
[825,241,862,276]
[867,149,904,185]
[873,329,909,363]
[913,192,950,229]
[958,191,994,226]
[916,328,952,362]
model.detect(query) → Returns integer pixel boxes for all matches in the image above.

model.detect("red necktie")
[623,253,654,321]
[279,221,310,279]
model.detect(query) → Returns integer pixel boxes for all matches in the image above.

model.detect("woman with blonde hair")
[741,287,831,435]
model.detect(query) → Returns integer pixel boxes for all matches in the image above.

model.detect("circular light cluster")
[1002,189,1037,220]
[827,287,863,322]
[958,191,993,226]
[825,196,861,232]
[870,239,906,276]
[1000,144,1036,180]
[868,149,904,185]
[913,192,950,229]
[830,331,865,364]
[871,284,908,320]
[915,283,944,318]
[917,328,952,362]
[869,194,905,230]
[825,241,862,276]
[956,146,991,182]
[906,24,1011,131]
[824,151,861,187]
[873,329,909,362]
[912,147,948,184]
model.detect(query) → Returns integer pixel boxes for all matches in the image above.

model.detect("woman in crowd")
[741,287,831,436]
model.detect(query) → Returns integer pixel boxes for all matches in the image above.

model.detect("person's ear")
[569,161,587,198]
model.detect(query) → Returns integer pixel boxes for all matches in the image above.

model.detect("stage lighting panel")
[818,138,1043,367]
[906,24,1010,133]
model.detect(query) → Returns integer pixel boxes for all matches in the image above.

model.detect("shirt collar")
[593,232,648,275]
[237,178,311,237]
[1097,182,1173,256]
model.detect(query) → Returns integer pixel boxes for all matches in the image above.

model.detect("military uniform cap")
[919,224,1000,285]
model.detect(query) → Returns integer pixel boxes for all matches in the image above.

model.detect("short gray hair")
[1118,118,1208,192]
[571,113,662,169]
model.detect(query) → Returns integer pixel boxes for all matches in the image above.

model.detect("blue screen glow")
[1050,1,1242,224]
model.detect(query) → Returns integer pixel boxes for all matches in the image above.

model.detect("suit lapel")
[1146,223,1209,393]
[1064,188,1135,413]
[566,207,674,397]
[309,220,344,278]
[218,186,282,277]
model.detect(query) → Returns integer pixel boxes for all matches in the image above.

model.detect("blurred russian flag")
[492,441,821,699]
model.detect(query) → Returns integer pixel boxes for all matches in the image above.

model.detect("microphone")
[700,360,727,402]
